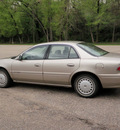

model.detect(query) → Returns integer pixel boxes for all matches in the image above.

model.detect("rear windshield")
[78,43,108,57]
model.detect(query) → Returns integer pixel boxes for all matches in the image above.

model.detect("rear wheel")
[74,74,100,98]
[0,69,12,88]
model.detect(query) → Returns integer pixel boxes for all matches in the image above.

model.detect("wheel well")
[0,67,8,71]
[71,72,102,88]
[0,67,11,78]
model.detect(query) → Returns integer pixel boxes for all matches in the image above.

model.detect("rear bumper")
[99,74,120,88]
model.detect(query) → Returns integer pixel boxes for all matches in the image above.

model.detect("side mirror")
[18,55,22,61]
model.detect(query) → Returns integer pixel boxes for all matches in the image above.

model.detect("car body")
[0,41,120,98]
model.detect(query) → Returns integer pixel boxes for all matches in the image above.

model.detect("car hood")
[0,58,15,68]
[0,58,15,78]
[0,56,17,59]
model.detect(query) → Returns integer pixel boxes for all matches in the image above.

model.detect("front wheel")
[74,74,100,98]
[0,69,12,88]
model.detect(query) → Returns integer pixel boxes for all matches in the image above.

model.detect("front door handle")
[67,63,75,67]
[34,64,41,67]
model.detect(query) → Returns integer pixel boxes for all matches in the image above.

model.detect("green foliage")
[0,0,120,43]
[0,0,24,39]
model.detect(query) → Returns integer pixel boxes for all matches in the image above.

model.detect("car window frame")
[19,45,50,61]
[68,47,79,59]
[46,44,79,60]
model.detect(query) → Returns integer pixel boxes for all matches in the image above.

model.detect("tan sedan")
[0,41,120,98]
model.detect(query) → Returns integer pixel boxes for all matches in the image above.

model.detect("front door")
[12,45,48,83]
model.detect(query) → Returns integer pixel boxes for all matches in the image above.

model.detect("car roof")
[35,41,84,46]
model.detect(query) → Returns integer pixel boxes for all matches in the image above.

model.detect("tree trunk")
[96,0,100,43]
[50,26,53,41]
[64,29,68,40]
[18,35,22,44]
[12,37,14,44]
[49,17,53,42]
[27,34,30,43]
[59,32,62,41]
[96,24,99,43]
[90,27,95,43]
[21,35,24,43]
[46,29,49,42]
[32,11,36,43]
[112,23,116,43]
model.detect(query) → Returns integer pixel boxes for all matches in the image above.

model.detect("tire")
[74,74,100,98]
[0,69,12,88]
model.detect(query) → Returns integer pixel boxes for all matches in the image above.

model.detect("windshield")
[78,43,108,57]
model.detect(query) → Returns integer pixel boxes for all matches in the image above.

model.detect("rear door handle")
[67,63,75,67]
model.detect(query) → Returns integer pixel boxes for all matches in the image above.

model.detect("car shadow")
[11,83,74,94]
[11,83,120,98]
[99,88,120,98]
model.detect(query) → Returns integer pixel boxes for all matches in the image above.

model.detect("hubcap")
[77,78,95,95]
[0,73,7,86]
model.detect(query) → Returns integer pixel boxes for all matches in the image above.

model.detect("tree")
[77,0,113,43]
[0,0,120,43]
[0,0,24,43]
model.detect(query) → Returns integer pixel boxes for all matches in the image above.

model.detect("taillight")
[117,67,120,71]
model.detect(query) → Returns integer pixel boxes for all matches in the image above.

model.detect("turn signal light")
[117,67,120,71]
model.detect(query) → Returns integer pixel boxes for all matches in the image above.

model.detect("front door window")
[22,45,48,60]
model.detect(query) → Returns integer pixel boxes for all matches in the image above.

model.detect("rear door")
[43,45,80,85]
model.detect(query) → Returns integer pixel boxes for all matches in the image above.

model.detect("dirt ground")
[0,45,120,130]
